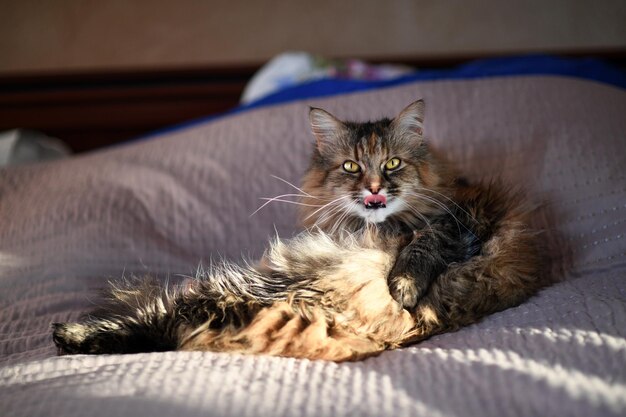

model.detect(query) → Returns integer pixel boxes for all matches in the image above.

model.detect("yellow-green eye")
[385,158,401,171]
[342,160,361,173]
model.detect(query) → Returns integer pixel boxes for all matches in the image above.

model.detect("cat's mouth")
[355,191,399,223]
[364,194,387,210]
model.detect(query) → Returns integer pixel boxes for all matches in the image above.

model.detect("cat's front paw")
[388,275,419,309]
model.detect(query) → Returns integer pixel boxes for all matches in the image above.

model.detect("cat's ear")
[392,99,425,141]
[309,107,347,151]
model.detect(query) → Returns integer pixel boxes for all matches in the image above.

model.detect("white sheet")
[1,75,625,417]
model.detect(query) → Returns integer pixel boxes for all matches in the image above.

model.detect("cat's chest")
[346,226,410,254]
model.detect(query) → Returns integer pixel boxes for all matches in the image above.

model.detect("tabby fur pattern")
[52,100,546,361]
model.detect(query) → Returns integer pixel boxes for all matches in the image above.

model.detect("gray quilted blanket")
[1,76,625,417]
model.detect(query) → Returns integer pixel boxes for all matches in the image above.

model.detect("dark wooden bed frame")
[1,50,624,153]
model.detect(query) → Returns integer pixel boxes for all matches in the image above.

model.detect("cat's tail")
[51,232,337,355]
[51,261,283,355]
[52,278,187,354]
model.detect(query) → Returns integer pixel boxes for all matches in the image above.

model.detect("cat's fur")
[52,100,547,361]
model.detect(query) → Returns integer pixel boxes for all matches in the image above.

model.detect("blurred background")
[1,0,625,157]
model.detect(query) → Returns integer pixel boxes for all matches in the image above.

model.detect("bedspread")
[0,75,625,417]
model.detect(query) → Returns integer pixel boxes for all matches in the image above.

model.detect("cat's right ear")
[309,107,347,152]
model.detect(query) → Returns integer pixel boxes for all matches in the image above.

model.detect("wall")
[1,0,625,74]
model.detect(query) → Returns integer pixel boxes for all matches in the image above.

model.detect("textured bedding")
[1,76,625,417]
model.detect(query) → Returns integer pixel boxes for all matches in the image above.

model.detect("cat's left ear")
[392,99,425,141]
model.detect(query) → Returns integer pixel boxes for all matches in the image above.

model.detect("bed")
[1,60,625,416]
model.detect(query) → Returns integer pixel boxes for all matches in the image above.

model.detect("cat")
[52,100,547,361]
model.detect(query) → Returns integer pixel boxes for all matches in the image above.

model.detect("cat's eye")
[342,160,361,173]
[385,158,401,171]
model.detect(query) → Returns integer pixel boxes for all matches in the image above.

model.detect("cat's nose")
[368,183,381,194]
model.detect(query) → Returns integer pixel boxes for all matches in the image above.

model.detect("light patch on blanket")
[423,348,626,413]
[0,252,24,271]
[512,327,626,352]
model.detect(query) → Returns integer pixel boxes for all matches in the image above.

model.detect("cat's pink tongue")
[364,194,387,207]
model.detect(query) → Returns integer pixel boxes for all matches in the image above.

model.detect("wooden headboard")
[0,65,257,153]
[1,50,624,153]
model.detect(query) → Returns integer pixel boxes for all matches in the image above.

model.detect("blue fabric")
[245,55,626,109]
[134,55,626,142]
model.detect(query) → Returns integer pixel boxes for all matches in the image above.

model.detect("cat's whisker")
[258,193,325,206]
[402,190,478,240]
[312,208,335,228]
[258,198,325,207]
[303,195,351,222]
[251,175,340,218]
[263,193,312,200]
[270,175,320,199]
[411,191,478,239]
[404,191,462,236]
[313,201,340,229]
[326,205,348,235]
[249,200,277,218]
[328,200,358,235]
[314,196,358,230]
[414,187,480,225]
[250,193,323,217]
[402,190,463,233]
[312,200,347,229]
[399,201,436,236]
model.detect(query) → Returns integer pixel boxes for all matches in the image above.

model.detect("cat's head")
[300,100,455,232]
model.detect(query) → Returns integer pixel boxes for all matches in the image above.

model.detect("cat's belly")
[180,233,416,361]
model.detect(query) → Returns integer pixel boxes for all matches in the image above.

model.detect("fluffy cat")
[52,100,546,361]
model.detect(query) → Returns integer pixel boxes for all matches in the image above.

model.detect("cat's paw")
[388,275,419,309]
